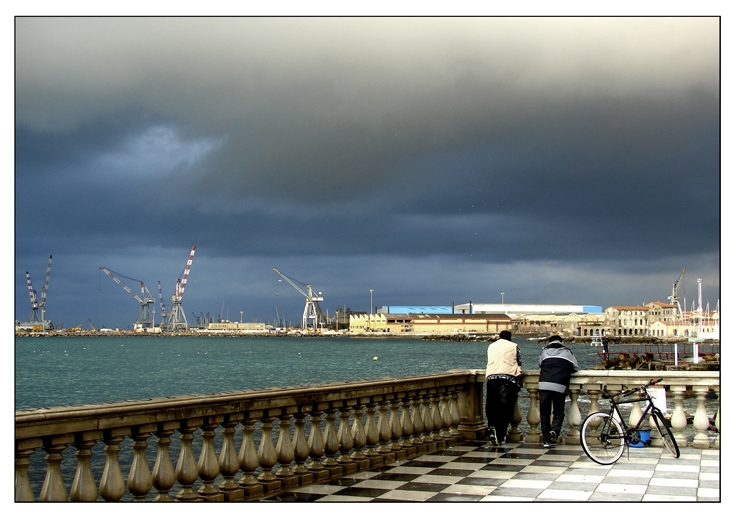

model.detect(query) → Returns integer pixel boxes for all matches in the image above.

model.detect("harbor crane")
[166,246,196,331]
[98,266,156,330]
[273,268,326,329]
[157,280,168,325]
[668,267,686,319]
[25,255,52,329]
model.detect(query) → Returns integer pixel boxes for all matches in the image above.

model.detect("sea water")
[14,335,662,410]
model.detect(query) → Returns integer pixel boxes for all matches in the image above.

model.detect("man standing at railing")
[485,330,522,446]
[538,335,579,448]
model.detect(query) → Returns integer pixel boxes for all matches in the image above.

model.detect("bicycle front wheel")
[652,409,680,458]
[580,411,626,465]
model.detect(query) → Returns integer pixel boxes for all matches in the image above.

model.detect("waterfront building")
[349,313,511,334]
[604,305,650,336]
[205,321,270,333]
[452,303,603,315]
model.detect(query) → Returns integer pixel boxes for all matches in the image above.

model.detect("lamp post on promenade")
[501,293,504,304]
[369,289,374,332]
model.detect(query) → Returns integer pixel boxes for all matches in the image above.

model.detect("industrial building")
[357,303,601,335]
[349,312,512,334]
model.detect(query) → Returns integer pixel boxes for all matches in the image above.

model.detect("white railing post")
[692,385,711,448]
[669,386,689,447]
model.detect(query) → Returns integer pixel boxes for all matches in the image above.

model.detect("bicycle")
[580,378,680,465]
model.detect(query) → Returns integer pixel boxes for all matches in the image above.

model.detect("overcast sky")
[13,15,722,330]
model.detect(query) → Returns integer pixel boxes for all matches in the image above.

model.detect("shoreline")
[14,328,719,346]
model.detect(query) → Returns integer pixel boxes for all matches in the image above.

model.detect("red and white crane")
[166,246,196,330]
[98,266,156,330]
[25,255,52,329]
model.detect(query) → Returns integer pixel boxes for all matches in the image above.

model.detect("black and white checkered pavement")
[266,440,719,502]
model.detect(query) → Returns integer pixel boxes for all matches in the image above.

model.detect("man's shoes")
[542,440,551,448]
[488,426,498,446]
[549,431,557,448]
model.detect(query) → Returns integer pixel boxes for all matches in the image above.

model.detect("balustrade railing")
[15,369,719,502]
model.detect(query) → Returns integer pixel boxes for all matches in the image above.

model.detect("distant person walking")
[538,335,579,448]
[485,330,522,446]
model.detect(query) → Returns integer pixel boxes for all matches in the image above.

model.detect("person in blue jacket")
[538,335,579,448]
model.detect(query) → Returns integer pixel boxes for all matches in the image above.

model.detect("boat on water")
[591,334,604,348]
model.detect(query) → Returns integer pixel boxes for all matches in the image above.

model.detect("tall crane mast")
[25,272,40,323]
[98,266,155,330]
[25,255,52,329]
[272,268,326,329]
[167,246,196,331]
[40,255,52,324]
[157,280,168,326]
[668,267,686,319]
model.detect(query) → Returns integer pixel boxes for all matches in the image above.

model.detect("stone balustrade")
[15,369,719,502]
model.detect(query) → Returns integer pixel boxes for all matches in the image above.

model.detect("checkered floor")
[266,440,720,502]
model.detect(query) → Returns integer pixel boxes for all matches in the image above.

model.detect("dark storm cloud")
[14,16,721,329]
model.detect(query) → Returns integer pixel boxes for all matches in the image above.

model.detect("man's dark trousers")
[539,389,567,441]
[485,378,519,442]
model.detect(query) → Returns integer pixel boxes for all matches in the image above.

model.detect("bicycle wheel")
[652,409,680,458]
[580,411,626,465]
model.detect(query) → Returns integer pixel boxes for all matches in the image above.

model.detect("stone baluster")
[152,426,176,501]
[389,399,403,452]
[351,403,368,460]
[322,406,341,470]
[421,395,435,444]
[376,399,393,454]
[449,391,461,439]
[336,405,355,464]
[275,411,296,480]
[306,407,326,472]
[691,385,711,448]
[127,427,153,501]
[714,408,720,449]
[440,392,453,439]
[565,385,582,446]
[410,396,424,446]
[292,407,312,481]
[669,385,689,447]
[364,401,380,457]
[399,397,414,448]
[237,417,262,499]
[508,393,523,443]
[585,385,602,417]
[524,385,541,443]
[15,444,37,502]
[99,430,126,502]
[70,433,99,502]
[628,387,644,429]
[174,422,200,501]
[257,413,279,485]
[218,415,243,499]
[40,435,71,502]
[197,419,221,500]
[431,394,443,441]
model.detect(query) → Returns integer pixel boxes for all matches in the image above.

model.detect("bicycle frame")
[605,390,659,434]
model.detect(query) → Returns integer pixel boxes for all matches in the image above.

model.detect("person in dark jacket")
[538,335,579,448]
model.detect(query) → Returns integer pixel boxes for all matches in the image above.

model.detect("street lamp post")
[369,289,374,332]
[501,292,504,305]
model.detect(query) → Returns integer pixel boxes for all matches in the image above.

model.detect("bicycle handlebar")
[604,378,663,400]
